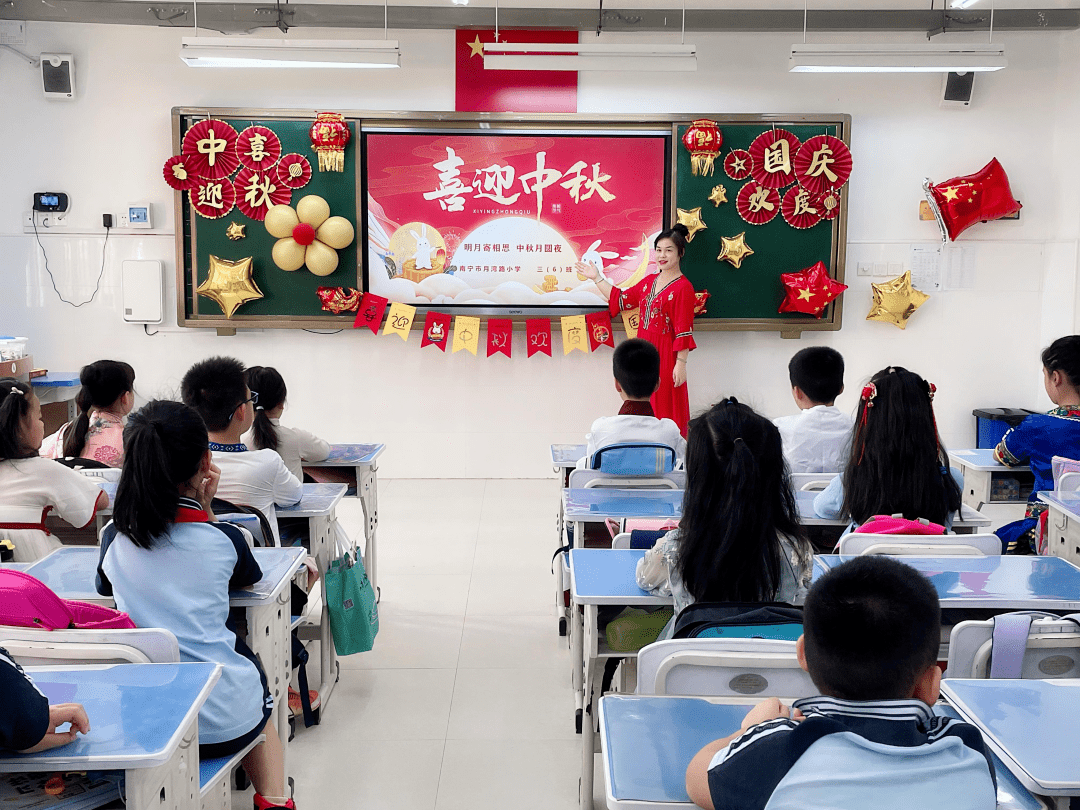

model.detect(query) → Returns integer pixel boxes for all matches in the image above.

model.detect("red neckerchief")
[619,400,655,417]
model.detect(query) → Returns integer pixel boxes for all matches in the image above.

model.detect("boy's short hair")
[180,356,248,432]
[613,339,661,399]
[803,556,940,701]
[788,346,845,404]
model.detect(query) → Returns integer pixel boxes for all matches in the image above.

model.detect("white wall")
[1,24,1078,477]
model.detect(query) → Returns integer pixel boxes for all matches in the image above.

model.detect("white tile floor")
[279,478,602,810]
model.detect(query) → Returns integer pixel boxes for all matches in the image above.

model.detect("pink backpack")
[853,514,946,536]
[0,569,136,630]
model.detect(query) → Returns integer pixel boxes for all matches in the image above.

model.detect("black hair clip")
[721,396,740,406]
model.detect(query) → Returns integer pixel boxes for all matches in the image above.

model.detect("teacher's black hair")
[654,223,689,257]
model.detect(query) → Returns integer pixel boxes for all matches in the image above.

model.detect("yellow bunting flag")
[382,302,416,340]
[621,308,640,339]
[561,315,588,355]
[452,315,481,355]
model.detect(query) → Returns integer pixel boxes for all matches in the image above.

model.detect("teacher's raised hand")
[575,261,613,300]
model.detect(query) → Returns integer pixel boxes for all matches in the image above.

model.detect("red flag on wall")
[526,318,552,357]
[455,29,578,113]
[586,311,615,351]
[354,293,389,333]
[421,311,452,350]
[487,318,513,357]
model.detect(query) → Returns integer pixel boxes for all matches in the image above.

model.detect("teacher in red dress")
[576,224,697,436]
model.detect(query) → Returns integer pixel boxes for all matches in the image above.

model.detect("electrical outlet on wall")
[888,262,904,276]
[857,262,872,277]
[22,211,67,233]
[118,213,130,227]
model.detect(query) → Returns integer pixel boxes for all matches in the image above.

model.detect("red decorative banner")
[234,167,291,221]
[353,293,388,333]
[236,125,282,172]
[736,181,781,225]
[181,119,239,180]
[189,178,236,220]
[748,129,801,190]
[487,318,513,357]
[781,185,824,230]
[421,311,451,350]
[526,318,552,357]
[586,311,614,351]
[794,135,852,196]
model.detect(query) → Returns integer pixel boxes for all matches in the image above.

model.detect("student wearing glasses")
[181,357,302,545]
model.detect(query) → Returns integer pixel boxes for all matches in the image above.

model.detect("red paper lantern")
[233,168,291,221]
[189,178,236,219]
[923,158,1022,243]
[736,181,781,225]
[723,150,753,181]
[748,129,801,189]
[182,119,239,180]
[681,119,723,177]
[237,126,282,172]
[163,155,199,191]
[276,154,313,190]
[778,261,848,317]
[793,135,852,196]
[781,186,824,230]
[309,113,352,173]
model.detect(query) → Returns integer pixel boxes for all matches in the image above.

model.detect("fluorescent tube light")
[950,0,980,8]
[483,42,696,72]
[180,37,400,68]
[789,43,1006,73]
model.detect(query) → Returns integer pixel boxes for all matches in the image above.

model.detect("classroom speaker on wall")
[940,71,974,109]
[40,53,75,100]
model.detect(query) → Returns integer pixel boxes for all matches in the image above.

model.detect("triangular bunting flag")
[561,315,588,355]
[421,311,452,351]
[526,318,552,357]
[452,315,481,355]
[621,308,640,339]
[487,318,513,358]
[586,311,615,351]
[354,293,389,334]
[382,302,416,340]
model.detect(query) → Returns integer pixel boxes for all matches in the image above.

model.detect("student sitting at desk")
[813,366,963,532]
[576,339,686,470]
[0,378,108,562]
[636,398,811,639]
[1,646,90,753]
[181,357,302,545]
[995,335,1080,554]
[41,359,135,467]
[773,346,852,474]
[96,400,295,810]
[685,556,997,810]
[242,366,329,481]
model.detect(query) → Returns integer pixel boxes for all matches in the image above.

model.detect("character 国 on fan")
[576,224,697,436]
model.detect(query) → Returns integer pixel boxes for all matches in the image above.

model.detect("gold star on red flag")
[467,35,484,58]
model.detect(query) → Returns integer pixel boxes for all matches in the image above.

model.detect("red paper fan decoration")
[781,186,825,230]
[748,129,801,189]
[736,181,781,225]
[794,135,852,196]
[778,261,848,317]
[163,155,199,191]
[723,150,752,181]
[189,178,236,220]
[276,154,312,190]
[236,126,282,172]
[233,167,292,221]
[816,189,842,221]
[181,119,239,180]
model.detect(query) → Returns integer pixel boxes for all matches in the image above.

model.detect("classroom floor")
[271,478,599,810]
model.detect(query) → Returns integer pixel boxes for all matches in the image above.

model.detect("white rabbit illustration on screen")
[410,224,434,270]
[581,240,619,278]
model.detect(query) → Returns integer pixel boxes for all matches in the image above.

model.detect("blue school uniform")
[96,498,270,745]
[994,405,1080,553]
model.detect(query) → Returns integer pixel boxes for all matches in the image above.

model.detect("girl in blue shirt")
[995,336,1080,553]
[96,400,295,810]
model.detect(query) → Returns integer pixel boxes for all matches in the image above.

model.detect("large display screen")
[364,131,669,313]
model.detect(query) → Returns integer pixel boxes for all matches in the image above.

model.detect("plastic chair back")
[0,626,180,667]
[568,468,684,491]
[790,472,838,492]
[837,532,1001,556]
[591,443,676,475]
[947,613,1080,679]
[1052,456,1080,491]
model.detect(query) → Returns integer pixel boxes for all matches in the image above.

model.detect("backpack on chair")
[672,602,804,640]
[0,569,135,630]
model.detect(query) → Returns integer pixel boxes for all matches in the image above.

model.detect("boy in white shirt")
[181,357,302,544]
[773,347,853,475]
[577,339,686,469]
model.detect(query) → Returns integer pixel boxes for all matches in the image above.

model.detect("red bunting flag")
[526,318,552,357]
[420,311,451,351]
[353,293,388,334]
[586,311,615,351]
[487,318,513,358]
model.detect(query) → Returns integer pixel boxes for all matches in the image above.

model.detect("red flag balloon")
[353,293,388,333]
[526,318,552,357]
[778,261,848,318]
[923,158,1021,243]
[586,311,615,351]
[421,311,451,351]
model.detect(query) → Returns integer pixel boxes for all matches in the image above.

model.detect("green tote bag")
[324,523,379,655]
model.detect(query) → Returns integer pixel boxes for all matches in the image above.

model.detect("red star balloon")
[778,261,848,317]
[923,158,1021,243]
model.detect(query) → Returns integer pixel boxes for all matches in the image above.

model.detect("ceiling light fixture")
[180,37,401,67]
[950,0,981,8]
[788,42,1006,72]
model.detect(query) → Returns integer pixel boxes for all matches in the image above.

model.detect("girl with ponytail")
[0,378,108,561]
[242,366,329,480]
[576,224,698,436]
[96,400,296,810]
[43,360,135,466]
[636,398,811,636]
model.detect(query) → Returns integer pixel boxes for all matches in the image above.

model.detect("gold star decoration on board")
[467,35,485,58]
[196,255,263,319]
[225,222,246,241]
[865,270,930,330]
[708,184,728,207]
[942,186,960,202]
[717,232,754,269]
[676,207,708,242]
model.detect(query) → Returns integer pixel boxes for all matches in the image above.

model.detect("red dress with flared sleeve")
[610,274,697,436]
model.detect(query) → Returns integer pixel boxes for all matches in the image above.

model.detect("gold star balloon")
[225,222,246,240]
[717,232,754,269]
[866,270,930,329]
[708,184,728,207]
[196,255,263,318]
[676,207,707,242]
